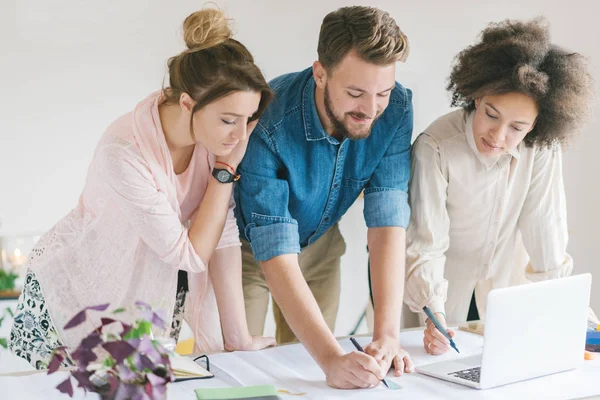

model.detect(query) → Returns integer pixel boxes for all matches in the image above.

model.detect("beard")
[324,85,380,140]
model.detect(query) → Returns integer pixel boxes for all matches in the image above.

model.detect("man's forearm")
[261,254,343,370]
[368,227,406,340]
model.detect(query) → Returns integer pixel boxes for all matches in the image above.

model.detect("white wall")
[1,0,599,335]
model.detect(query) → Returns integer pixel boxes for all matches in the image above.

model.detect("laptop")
[416,274,592,389]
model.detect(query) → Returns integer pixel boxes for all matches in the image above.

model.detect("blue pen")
[422,306,460,353]
[349,337,390,388]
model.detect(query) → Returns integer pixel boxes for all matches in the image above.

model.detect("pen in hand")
[423,306,460,353]
[349,337,390,388]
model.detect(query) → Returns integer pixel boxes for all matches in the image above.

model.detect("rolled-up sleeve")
[363,91,413,229]
[404,134,450,316]
[518,146,573,281]
[235,126,300,261]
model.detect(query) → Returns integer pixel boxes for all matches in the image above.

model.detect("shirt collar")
[301,75,340,145]
[464,111,520,171]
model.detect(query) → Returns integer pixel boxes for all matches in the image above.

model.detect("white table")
[1,328,599,399]
[208,330,600,400]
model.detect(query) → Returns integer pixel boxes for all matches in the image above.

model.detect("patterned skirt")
[9,269,187,370]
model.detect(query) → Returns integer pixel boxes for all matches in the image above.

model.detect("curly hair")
[447,18,593,148]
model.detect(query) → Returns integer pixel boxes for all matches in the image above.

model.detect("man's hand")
[324,351,385,389]
[364,335,414,377]
[423,312,455,355]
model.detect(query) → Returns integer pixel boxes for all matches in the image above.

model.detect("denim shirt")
[234,67,413,261]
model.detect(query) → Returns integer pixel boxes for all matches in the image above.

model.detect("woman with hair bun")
[404,18,593,355]
[9,8,275,369]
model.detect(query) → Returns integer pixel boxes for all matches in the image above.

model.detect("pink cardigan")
[31,91,240,352]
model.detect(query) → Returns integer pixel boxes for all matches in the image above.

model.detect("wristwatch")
[212,167,240,183]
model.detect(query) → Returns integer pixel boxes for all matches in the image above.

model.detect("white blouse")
[405,110,572,322]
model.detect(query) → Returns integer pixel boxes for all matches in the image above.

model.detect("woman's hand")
[224,335,276,352]
[216,120,258,170]
[423,312,455,355]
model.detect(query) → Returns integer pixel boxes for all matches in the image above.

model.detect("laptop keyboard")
[448,366,481,383]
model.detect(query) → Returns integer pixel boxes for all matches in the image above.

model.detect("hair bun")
[183,8,232,52]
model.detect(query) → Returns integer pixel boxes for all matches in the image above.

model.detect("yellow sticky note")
[175,338,194,355]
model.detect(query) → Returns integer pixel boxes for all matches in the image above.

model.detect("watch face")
[217,169,231,182]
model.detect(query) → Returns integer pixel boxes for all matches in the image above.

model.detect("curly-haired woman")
[404,18,594,355]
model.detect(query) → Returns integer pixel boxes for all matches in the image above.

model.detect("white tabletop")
[1,328,599,399]
[208,329,600,400]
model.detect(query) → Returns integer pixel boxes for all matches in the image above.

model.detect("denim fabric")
[234,67,413,261]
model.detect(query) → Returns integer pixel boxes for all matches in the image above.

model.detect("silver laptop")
[417,274,591,389]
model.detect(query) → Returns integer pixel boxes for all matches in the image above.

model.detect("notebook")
[195,385,281,400]
[170,354,213,382]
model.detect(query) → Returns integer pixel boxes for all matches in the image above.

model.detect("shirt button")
[333,184,339,189]
[487,242,493,247]
[484,264,489,268]
[324,217,329,222]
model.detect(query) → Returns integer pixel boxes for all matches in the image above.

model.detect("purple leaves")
[88,304,111,312]
[100,317,117,326]
[131,352,156,371]
[56,378,74,397]
[134,301,151,310]
[71,345,98,366]
[81,332,102,350]
[64,303,110,330]
[115,383,150,400]
[63,311,87,330]
[135,301,167,331]
[150,312,167,331]
[71,369,93,390]
[116,364,138,381]
[103,341,136,364]
[104,374,120,399]
[138,336,162,364]
[49,303,173,400]
[145,373,169,398]
[47,349,65,374]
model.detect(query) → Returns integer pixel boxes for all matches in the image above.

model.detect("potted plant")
[0,307,14,349]
[0,268,19,298]
[48,301,174,400]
